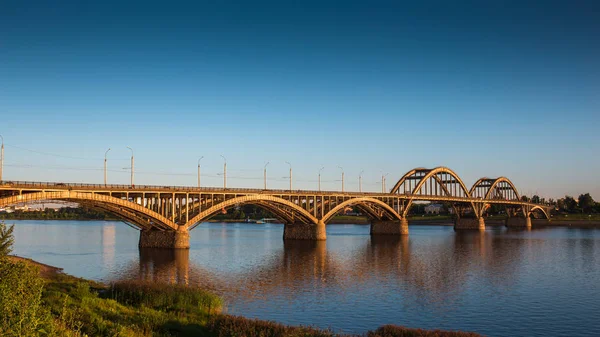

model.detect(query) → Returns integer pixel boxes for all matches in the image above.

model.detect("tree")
[578,193,595,213]
[564,196,578,213]
[0,222,15,257]
[531,195,540,204]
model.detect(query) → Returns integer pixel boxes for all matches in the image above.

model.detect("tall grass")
[106,280,223,315]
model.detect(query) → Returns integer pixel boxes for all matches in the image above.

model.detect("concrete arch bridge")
[0,167,551,248]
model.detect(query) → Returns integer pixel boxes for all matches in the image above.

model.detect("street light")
[359,170,364,193]
[197,156,204,188]
[285,161,292,191]
[104,148,111,186]
[337,166,344,192]
[220,155,227,188]
[126,146,134,187]
[318,166,324,192]
[383,173,389,193]
[263,161,269,190]
[0,135,4,182]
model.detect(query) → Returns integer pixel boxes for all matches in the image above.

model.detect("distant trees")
[553,194,598,214]
[578,193,595,213]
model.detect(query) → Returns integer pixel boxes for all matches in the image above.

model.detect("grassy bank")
[0,258,482,337]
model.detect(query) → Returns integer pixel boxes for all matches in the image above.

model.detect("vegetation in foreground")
[0,221,481,336]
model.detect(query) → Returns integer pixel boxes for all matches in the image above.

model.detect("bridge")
[0,166,551,249]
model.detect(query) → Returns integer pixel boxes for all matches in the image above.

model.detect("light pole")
[338,166,344,192]
[220,155,227,188]
[383,173,389,193]
[0,135,4,182]
[104,148,111,186]
[318,166,324,191]
[359,170,364,193]
[126,147,134,187]
[263,161,269,190]
[197,156,204,188]
[285,161,292,191]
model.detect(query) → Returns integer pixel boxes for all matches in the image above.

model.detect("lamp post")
[197,156,204,188]
[285,161,292,191]
[338,166,344,192]
[359,170,364,193]
[220,155,227,188]
[0,135,4,182]
[263,162,269,190]
[383,173,389,193]
[104,148,111,186]
[318,166,324,192]
[126,147,134,187]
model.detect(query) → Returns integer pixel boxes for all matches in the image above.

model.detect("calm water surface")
[11,220,600,337]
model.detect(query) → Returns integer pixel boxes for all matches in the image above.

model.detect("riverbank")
[2,256,481,337]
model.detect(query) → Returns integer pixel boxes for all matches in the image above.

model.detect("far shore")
[4,216,600,228]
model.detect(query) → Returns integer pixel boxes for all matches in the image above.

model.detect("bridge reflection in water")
[121,231,531,305]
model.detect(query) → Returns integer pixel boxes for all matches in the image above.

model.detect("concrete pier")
[139,228,190,249]
[505,217,532,229]
[454,217,485,231]
[370,218,409,235]
[283,221,326,240]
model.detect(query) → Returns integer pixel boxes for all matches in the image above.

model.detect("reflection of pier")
[118,231,540,303]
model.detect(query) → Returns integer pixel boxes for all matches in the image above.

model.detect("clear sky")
[1,0,599,199]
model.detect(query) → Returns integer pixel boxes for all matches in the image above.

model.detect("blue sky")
[1,1,599,199]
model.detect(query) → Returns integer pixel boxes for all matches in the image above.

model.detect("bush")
[0,221,15,257]
[0,259,49,336]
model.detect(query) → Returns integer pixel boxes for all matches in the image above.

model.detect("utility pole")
[126,147,134,187]
[285,161,292,191]
[338,166,344,192]
[318,166,324,192]
[197,156,204,188]
[0,135,4,182]
[264,162,269,189]
[220,155,227,188]
[359,170,364,193]
[104,148,111,186]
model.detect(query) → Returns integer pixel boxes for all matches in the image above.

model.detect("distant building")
[424,204,445,214]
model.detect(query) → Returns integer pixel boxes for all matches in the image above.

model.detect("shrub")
[0,221,15,257]
[0,259,49,336]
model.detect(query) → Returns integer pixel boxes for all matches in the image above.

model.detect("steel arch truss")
[470,177,520,201]
[389,167,475,217]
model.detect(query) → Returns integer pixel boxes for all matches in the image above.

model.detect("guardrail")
[0,180,388,196]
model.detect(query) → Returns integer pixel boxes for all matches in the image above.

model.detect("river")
[10,220,600,337]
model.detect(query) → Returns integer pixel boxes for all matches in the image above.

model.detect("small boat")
[255,220,265,224]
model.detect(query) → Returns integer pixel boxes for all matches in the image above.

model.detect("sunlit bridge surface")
[12,220,600,337]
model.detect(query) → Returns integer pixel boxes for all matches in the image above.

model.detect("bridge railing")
[0,180,555,207]
[0,180,389,196]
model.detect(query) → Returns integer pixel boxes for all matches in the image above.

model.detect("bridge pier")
[505,217,532,229]
[370,218,409,235]
[283,221,326,240]
[454,217,485,231]
[139,227,190,249]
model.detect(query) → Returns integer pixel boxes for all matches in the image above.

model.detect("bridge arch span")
[470,177,521,201]
[0,191,178,231]
[528,205,551,220]
[322,197,402,224]
[185,195,319,230]
[389,167,475,217]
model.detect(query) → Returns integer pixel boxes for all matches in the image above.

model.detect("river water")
[10,220,600,337]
